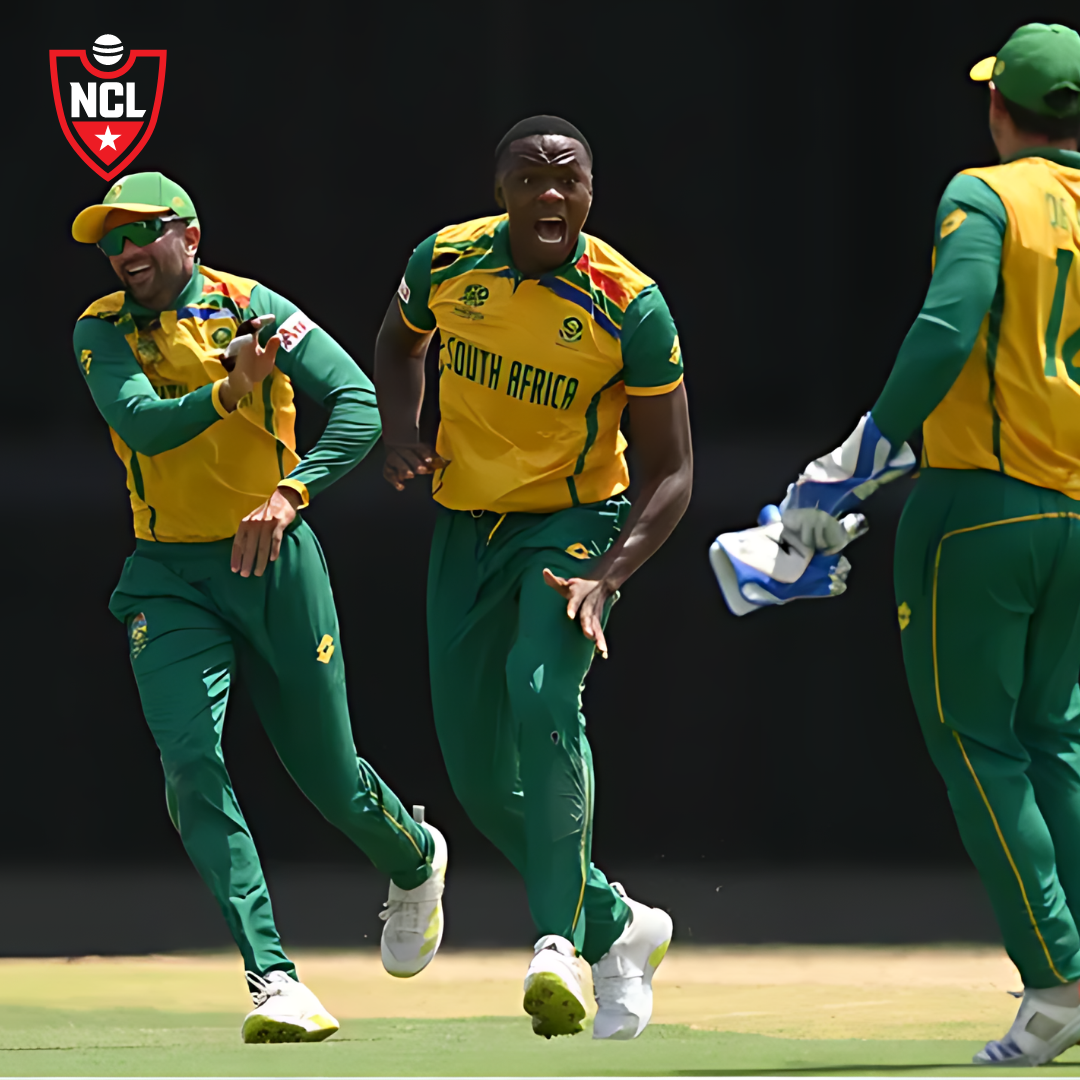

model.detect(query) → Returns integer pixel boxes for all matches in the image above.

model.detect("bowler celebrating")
[776,25,1080,1067]
[375,117,693,1039]
[71,172,448,1043]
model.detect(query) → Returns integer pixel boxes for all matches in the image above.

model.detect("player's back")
[923,153,1079,498]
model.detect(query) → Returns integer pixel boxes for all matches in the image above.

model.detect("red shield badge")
[49,35,166,181]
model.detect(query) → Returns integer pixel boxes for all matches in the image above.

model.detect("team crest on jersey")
[453,284,488,321]
[559,317,583,343]
[461,285,489,307]
[49,34,166,180]
[129,612,148,660]
[135,333,162,365]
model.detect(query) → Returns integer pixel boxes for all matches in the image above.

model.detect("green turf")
[0,1008,1077,1076]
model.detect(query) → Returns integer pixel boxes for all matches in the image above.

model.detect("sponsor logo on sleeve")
[277,311,318,352]
[940,209,967,239]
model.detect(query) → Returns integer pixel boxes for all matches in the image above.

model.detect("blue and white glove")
[710,505,868,617]
[780,412,915,554]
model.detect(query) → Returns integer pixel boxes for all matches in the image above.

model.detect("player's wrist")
[220,372,253,412]
[276,485,303,511]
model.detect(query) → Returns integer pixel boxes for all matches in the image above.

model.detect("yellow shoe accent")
[523,971,586,1038]
[648,938,671,970]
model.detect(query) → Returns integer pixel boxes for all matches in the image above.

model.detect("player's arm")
[229,285,383,577]
[373,234,450,489]
[544,287,693,657]
[73,316,274,455]
[779,175,1005,551]
[870,174,1006,446]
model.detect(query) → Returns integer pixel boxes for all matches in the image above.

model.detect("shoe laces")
[379,897,427,934]
[245,970,291,1008]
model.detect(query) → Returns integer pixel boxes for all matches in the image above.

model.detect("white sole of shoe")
[523,970,586,1038]
[241,1015,339,1044]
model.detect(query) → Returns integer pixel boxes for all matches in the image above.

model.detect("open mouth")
[535,217,567,244]
[124,262,152,280]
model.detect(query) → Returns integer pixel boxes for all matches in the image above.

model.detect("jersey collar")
[492,217,588,280]
[1002,146,1080,168]
[121,262,204,319]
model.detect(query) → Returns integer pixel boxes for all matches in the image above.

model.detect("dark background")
[7,1,1073,949]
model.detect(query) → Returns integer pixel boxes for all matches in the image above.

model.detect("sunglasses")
[97,215,188,257]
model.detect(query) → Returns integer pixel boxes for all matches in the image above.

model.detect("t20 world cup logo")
[49,34,166,180]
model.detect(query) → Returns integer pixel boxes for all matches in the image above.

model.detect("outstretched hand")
[543,568,615,659]
[383,443,450,491]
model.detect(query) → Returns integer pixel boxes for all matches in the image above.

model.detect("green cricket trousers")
[427,498,632,964]
[109,519,433,981]
[895,467,1080,987]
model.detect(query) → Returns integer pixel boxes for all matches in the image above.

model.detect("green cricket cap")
[970,23,1080,118]
[72,172,198,243]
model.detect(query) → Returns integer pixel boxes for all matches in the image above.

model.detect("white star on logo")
[95,126,121,150]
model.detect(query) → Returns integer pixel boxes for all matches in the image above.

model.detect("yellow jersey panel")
[400,215,683,513]
[923,156,1080,498]
[77,266,300,542]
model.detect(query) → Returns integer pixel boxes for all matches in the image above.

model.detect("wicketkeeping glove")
[709,505,868,617]
[779,412,915,553]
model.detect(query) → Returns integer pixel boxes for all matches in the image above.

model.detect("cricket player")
[374,117,693,1039]
[71,172,448,1043]
[776,24,1080,1067]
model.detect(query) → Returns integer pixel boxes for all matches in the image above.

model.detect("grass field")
[1,946,1078,1076]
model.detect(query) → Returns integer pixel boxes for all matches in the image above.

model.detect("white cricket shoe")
[973,982,1080,1066]
[380,820,448,977]
[241,970,339,1043]
[591,882,673,1040]
[523,934,588,1038]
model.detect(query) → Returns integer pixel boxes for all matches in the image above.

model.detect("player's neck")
[994,127,1078,161]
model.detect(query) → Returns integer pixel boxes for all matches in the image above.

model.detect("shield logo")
[49,35,166,181]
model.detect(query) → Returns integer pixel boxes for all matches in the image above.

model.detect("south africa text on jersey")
[441,334,580,410]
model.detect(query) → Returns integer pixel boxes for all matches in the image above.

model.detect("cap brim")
[71,202,171,243]
[969,56,996,82]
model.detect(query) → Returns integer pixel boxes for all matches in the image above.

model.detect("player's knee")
[449,777,508,833]
[159,737,222,795]
[505,649,579,715]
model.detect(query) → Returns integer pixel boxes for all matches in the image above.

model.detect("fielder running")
[374,116,693,1039]
[770,24,1080,1067]
[71,172,448,1043]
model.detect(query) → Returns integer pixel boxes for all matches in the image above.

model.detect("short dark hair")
[494,115,592,173]
[1000,91,1080,140]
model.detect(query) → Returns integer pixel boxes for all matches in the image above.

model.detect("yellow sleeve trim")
[210,379,231,419]
[398,300,433,336]
[278,478,310,508]
[625,375,684,398]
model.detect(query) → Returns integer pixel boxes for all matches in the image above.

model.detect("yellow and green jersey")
[73,263,381,542]
[398,215,683,513]
[873,148,1079,499]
